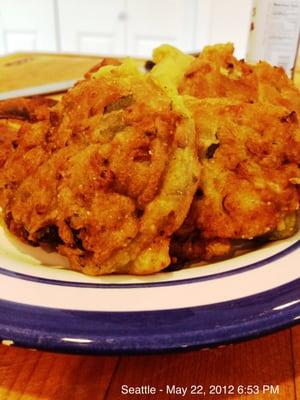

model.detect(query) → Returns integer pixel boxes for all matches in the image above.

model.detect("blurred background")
[0,0,253,59]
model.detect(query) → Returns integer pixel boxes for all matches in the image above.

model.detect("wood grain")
[106,328,295,400]
[0,53,100,92]
[0,52,145,93]
[0,345,118,400]
[292,324,300,400]
[0,325,298,399]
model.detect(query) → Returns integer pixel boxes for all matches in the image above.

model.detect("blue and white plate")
[0,220,299,354]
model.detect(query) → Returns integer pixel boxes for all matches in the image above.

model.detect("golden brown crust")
[1,43,299,273]
[1,61,199,275]
[0,97,57,121]
[153,43,300,262]
[187,99,300,240]
[177,44,300,242]
[0,97,57,208]
[180,43,258,102]
[179,43,300,116]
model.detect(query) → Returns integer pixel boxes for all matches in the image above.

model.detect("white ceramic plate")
[0,221,299,354]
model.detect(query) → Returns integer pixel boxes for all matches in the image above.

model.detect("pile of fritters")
[0,59,199,275]
[151,43,300,262]
[0,43,299,275]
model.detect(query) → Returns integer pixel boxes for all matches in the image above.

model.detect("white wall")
[201,0,253,58]
[0,0,57,54]
[0,0,253,58]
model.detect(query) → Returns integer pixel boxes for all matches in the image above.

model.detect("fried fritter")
[1,60,199,275]
[1,44,299,272]
[179,43,300,115]
[0,119,20,169]
[188,98,300,240]
[0,97,57,121]
[151,44,300,263]
[0,97,57,208]
[179,43,258,102]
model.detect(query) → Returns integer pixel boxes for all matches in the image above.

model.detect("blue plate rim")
[0,278,299,354]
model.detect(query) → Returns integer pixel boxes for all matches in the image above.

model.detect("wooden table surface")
[0,325,299,399]
[0,53,299,400]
